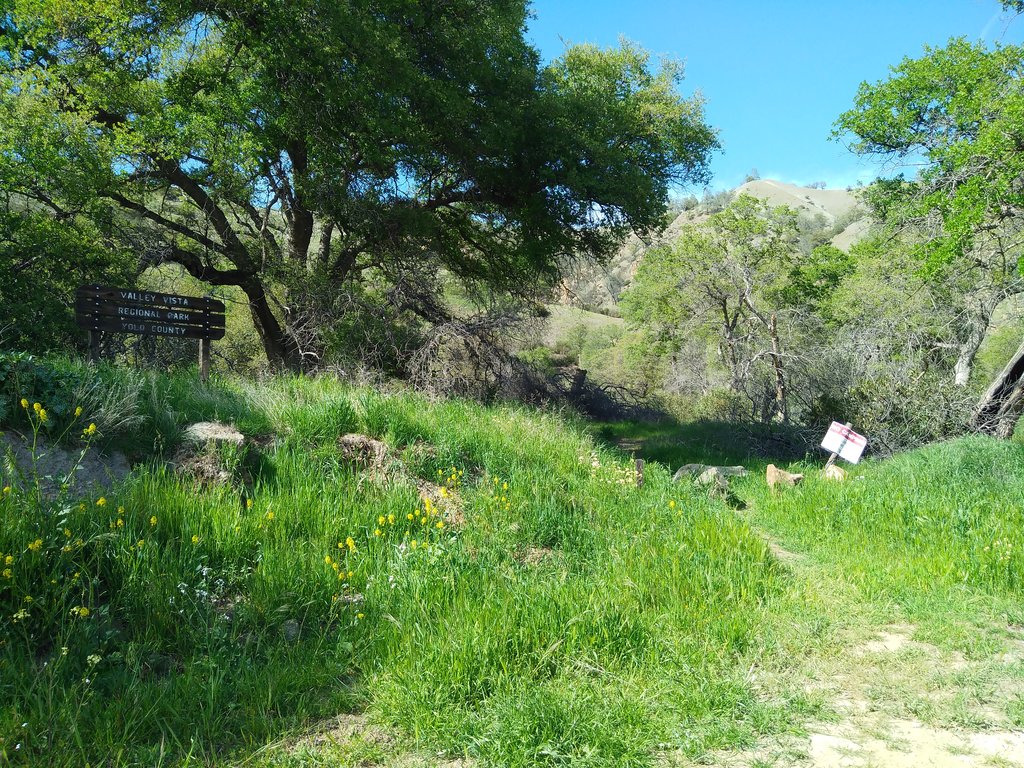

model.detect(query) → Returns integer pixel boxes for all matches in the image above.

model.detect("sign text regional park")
[75,286,226,341]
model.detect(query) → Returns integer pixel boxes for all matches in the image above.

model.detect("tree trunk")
[242,280,303,371]
[972,336,1024,437]
[768,313,788,423]
[954,298,997,387]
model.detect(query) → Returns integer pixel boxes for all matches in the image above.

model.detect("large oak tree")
[0,0,717,369]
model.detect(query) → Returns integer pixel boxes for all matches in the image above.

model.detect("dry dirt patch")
[1,431,131,496]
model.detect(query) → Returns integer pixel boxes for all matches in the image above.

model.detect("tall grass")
[740,437,1024,644]
[1,370,786,766]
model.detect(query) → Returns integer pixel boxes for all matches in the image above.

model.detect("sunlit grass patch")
[1,372,790,766]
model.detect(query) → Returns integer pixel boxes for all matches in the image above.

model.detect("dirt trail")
[687,525,1024,768]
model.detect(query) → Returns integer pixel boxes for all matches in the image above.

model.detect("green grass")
[1,370,790,767]
[3,368,1023,767]
[739,437,1024,625]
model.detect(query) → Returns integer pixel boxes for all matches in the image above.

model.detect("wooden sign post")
[75,285,226,381]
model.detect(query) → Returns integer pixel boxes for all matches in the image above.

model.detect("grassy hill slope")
[557,179,869,318]
[1,361,1021,767]
[0,363,787,767]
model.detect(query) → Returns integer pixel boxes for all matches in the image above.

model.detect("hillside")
[558,179,870,316]
[1,360,1022,767]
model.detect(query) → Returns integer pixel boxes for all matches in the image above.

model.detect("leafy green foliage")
[0,210,134,356]
[0,1,718,368]
[834,38,1024,271]
[621,194,800,421]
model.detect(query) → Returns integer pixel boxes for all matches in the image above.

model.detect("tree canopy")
[0,0,718,368]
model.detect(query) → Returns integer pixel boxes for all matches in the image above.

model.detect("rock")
[174,422,254,487]
[338,433,392,472]
[182,421,245,447]
[672,463,748,482]
[691,466,746,508]
[282,619,300,643]
[823,463,848,482]
[695,467,730,489]
[0,432,131,498]
[766,463,803,488]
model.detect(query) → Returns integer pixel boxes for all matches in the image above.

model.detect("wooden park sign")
[75,285,226,380]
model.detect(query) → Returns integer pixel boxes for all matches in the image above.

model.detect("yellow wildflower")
[27,539,42,552]
[387,514,395,524]
[96,497,106,507]
[410,539,418,549]
[378,515,386,525]
[407,513,414,521]
[63,528,70,537]
[71,606,90,618]
[38,409,47,423]
[436,521,444,529]
[191,534,199,545]
[74,406,83,417]
[136,540,144,548]
[374,528,382,537]
[669,500,676,509]
[20,398,28,409]
[357,612,364,620]
[347,570,353,578]
[2,569,10,579]
[345,536,355,551]
[325,555,333,565]
[32,402,41,413]
[265,510,274,521]
[150,516,157,526]
[3,555,12,565]
[246,498,253,509]
[116,519,124,528]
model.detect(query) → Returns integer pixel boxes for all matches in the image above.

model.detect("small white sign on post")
[820,422,867,464]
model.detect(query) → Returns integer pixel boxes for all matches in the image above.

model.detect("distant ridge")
[558,179,869,315]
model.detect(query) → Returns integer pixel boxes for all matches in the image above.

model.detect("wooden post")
[824,421,853,469]
[635,458,645,488]
[88,330,100,364]
[199,338,211,382]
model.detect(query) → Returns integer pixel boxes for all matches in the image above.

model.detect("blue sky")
[527,1,1024,193]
